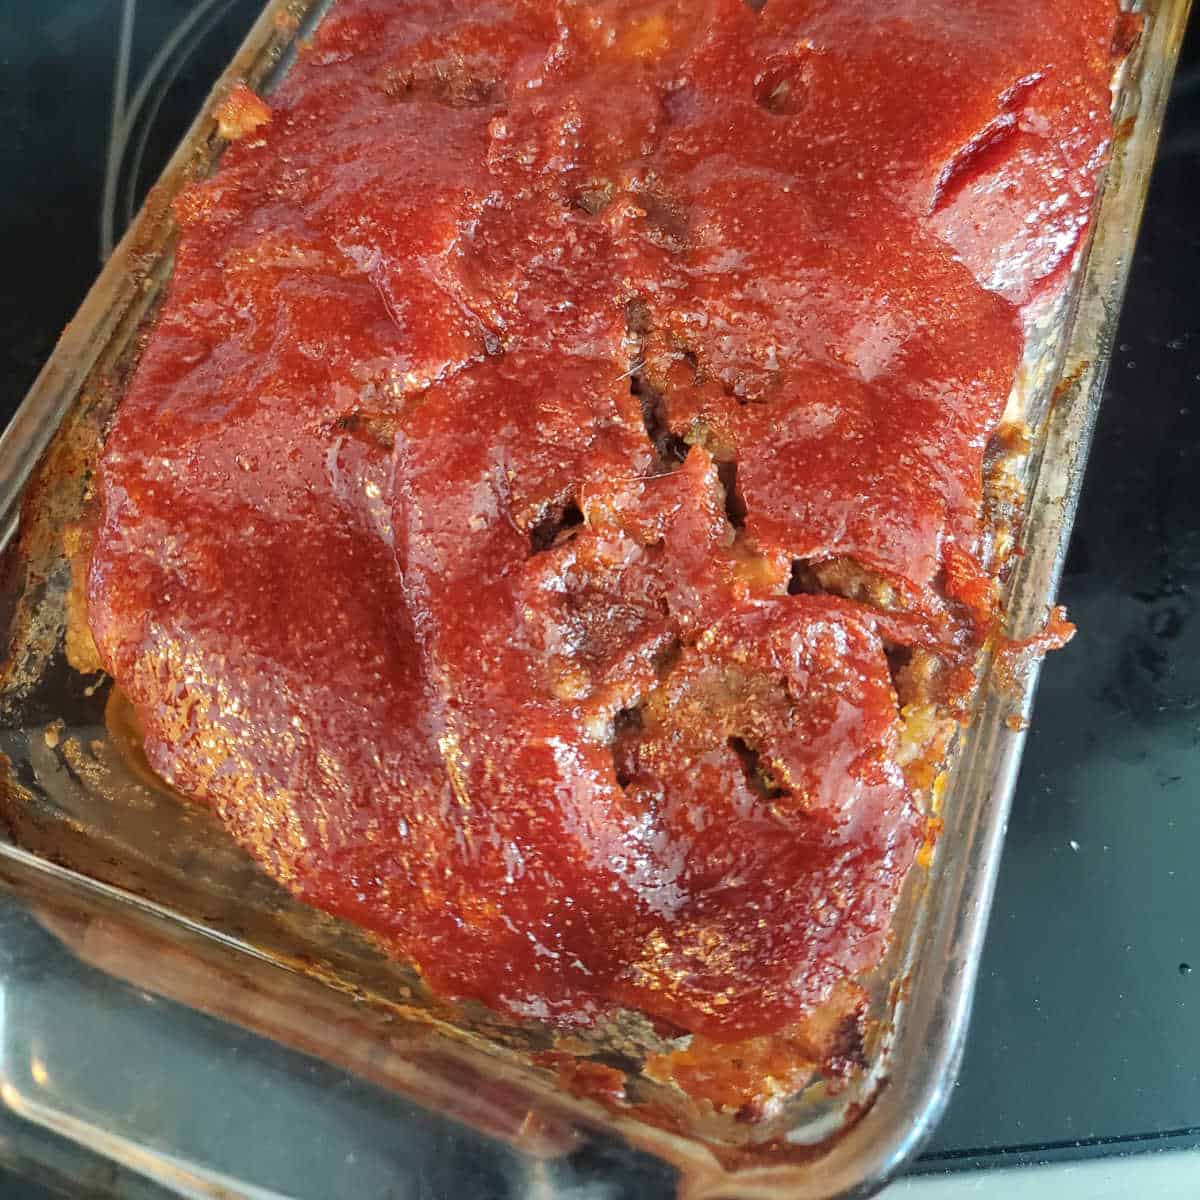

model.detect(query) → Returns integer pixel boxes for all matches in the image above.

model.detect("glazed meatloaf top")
[87,0,1119,1053]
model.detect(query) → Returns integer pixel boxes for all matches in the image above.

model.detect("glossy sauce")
[88,0,1122,1042]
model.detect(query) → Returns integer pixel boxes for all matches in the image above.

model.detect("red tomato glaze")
[88,0,1122,1040]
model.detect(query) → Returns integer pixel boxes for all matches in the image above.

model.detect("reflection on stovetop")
[1,1,1199,1189]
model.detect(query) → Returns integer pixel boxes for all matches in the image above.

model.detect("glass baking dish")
[0,2,1190,1196]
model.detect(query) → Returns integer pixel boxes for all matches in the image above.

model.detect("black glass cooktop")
[1,2,1199,1194]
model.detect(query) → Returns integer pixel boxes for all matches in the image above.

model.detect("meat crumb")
[215,83,272,141]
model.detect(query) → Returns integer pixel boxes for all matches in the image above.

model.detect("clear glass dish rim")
[0,2,1192,1197]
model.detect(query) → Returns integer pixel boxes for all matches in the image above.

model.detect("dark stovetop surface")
[1,2,1199,1193]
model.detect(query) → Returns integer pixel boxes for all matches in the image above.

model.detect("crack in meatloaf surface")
[87,0,1120,1052]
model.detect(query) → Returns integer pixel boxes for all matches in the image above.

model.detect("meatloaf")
[86,0,1121,1080]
